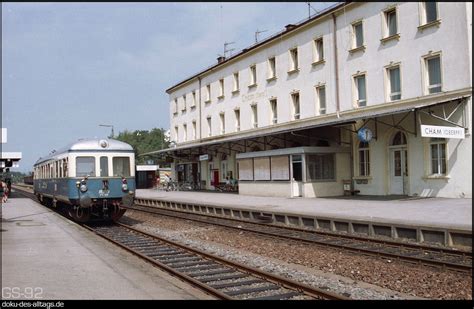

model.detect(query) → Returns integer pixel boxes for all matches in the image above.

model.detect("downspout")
[332,13,340,118]
[332,12,353,190]
[198,76,203,188]
[198,76,202,142]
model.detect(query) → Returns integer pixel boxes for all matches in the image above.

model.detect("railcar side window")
[113,157,130,177]
[100,156,109,177]
[76,157,96,177]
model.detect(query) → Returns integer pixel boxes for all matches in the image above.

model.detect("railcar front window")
[113,157,131,177]
[100,156,109,177]
[76,157,96,177]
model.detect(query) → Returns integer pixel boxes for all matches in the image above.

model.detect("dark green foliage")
[114,128,169,165]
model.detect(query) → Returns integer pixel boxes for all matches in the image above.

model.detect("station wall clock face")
[357,127,373,142]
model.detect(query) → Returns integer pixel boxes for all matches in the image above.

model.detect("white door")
[390,148,407,195]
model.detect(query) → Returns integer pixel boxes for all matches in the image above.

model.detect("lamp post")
[99,124,114,138]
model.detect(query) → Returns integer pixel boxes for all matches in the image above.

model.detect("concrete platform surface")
[1,196,212,300]
[136,189,472,231]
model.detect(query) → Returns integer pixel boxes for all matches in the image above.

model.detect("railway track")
[125,203,472,273]
[12,186,349,300]
[86,222,348,300]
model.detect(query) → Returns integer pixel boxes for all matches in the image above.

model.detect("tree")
[114,128,169,165]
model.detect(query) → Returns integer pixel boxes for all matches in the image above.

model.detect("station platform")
[135,189,472,249]
[1,192,212,300]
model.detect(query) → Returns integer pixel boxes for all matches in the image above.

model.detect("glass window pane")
[100,156,109,177]
[388,11,397,36]
[76,157,96,177]
[428,57,441,86]
[317,39,324,60]
[390,67,401,93]
[425,2,438,23]
[357,76,366,104]
[355,23,363,47]
[394,151,401,176]
[113,157,131,177]
[319,87,326,112]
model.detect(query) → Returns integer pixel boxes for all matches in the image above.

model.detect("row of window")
[172,3,441,115]
[34,158,69,179]
[34,156,131,179]
[237,154,336,182]
[174,51,442,142]
[351,2,439,52]
[358,132,447,177]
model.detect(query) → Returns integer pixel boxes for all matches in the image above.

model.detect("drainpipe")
[333,12,353,190]
[198,76,202,142]
[332,13,340,118]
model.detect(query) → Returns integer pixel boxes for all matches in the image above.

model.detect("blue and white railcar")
[33,138,136,222]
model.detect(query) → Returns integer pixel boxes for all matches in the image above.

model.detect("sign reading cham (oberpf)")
[420,125,465,139]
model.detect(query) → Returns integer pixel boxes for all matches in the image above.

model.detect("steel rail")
[88,222,349,300]
[126,203,472,273]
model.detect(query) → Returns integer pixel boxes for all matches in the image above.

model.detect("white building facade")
[157,2,472,198]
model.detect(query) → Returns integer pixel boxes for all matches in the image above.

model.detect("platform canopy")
[1,152,22,169]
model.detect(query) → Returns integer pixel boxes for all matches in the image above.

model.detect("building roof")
[165,2,347,94]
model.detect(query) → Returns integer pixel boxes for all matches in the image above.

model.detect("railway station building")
[148,2,472,199]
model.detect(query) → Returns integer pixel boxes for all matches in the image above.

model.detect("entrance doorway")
[389,132,408,195]
[211,169,220,187]
[291,155,303,197]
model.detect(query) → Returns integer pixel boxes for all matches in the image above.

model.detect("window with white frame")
[192,120,196,139]
[270,98,278,124]
[352,21,364,49]
[191,91,196,108]
[291,92,300,120]
[249,65,257,86]
[174,126,179,142]
[383,8,398,38]
[430,138,446,175]
[422,2,438,25]
[268,57,276,80]
[316,85,326,115]
[387,65,401,101]
[220,112,225,134]
[313,38,324,63]
[219,79,224,98]
[289,48,299,72]
[306,154,335,181]
[358,141,370,176]
[173,98,178,115]
[183,124,187,142]
[251,104,258,128]
[233,72,239,92]
[182,95,187,112]
[207,117,212,137]
[354,74,367,107]
[205,84,211,102]
[425,54,442,94]
[235,109,240,131]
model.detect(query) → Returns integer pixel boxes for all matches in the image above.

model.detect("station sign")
[199,154,209,161]
[1,128,6,144]
[420,125,465,139]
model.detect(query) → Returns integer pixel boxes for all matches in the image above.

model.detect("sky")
[2,2,334,173]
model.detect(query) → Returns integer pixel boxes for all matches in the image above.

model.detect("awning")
[142,90,471,156]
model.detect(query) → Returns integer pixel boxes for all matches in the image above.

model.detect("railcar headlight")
[80,184,88,193]
[121,177,128,192]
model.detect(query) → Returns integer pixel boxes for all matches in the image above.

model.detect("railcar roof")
[34,138,134,165]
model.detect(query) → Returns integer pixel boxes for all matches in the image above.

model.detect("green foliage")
[1,171,28,184]
[114,128,169,165]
